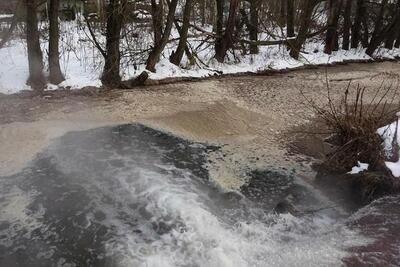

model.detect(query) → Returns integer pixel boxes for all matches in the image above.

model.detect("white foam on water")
[0,185,44,248]
[101,164,369,267]
[0,126,371,266]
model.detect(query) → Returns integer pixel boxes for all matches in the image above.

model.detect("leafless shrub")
[303,80,400,173]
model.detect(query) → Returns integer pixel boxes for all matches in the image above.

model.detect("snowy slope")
[0,21,399,94]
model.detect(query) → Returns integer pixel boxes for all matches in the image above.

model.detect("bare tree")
[289,0,317,59]
[249,0,259,53]
[170,0,193,65]
[101,0,128,87]
[215,0,240,62]
[384,0,400,49]
[324,0,342,54]
[342,0,352,50]
[351,0,364,48]
[366,0,388,56]
[286,0,295,38]
[151,0,164,45]
[146,0,178,72]
[26,0,46,91]
[214,0,225,61]
[48,0,65,84]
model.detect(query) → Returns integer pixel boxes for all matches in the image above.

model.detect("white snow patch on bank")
[0,41,30,94]
[0,14,13,19]
[348,162,369,174]
[378,117,400,177]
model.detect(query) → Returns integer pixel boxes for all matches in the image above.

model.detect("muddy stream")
[1,62,400,266]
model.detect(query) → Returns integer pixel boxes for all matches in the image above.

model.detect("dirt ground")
[1,61,399,190]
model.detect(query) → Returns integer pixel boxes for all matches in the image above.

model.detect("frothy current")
[0,124,370,266]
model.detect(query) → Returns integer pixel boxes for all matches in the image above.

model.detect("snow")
[378,117,400,177]
[0,14,13,19]
[0,41,30,94]
[348,162,369,174]
[0,19,399,94]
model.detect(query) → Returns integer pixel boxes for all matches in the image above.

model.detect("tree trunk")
[361,14,369,47]
[249,0,259,54]
[395,21,400,47]
[366,0,388,56]
[146,0,178,72]
[214,0,224,60]
[324,0,342,54]
[289,0,315,59]
[351,0,364,48]
[342,0,352,50]
[215,0,240,62]
[151,0,164,45]
[384,1,400,49]
[170,0,193,65]
[26,0,45,91]
[101,0,127,87]
[286,0,295,38]
[200,0,206,26]
[279,0,286,27]
[48,0,65,84]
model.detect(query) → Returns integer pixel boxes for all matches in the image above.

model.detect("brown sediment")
[0,61,399,191]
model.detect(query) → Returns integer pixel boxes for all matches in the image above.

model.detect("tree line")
[5,0,400,91]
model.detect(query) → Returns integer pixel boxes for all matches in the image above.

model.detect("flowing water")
[0,124,396,266]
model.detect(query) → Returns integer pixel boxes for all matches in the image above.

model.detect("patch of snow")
[348,162,369,174]
[0,14,13,19]
[0,41,30,94]
[385,161,400,177]
[378,118,400,177]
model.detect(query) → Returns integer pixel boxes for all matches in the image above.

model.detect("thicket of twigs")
[304,80,400,173]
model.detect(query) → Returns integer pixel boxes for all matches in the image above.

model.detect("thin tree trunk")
[361,14,369,47]
[101,0,127,87]
[384,1,400,49]
[146,0,178,72]
[151,0,164,45]
[200,0,206,26]
[342,0,352,50]
[170,0,193,65]
[366,0,388,56]
[351,0,364,48]
[48,0,65,84]
[214,0,224,59]
[215,0,240,62]
[279,0,286,27]
[324,0,342,54]
[395,22,400,47]
[249,0,259,54]
[290,0,315,59]
[286,0,295,38]
[26,0,45,91]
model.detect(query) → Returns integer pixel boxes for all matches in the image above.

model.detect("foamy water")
[0,124,370,266]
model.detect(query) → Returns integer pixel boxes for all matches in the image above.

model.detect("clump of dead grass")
[303,80,400,173]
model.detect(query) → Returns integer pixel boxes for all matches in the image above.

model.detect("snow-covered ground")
[378,116,400,177]
[0,20,400,94]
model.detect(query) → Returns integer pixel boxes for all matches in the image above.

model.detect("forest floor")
[1,61,399,193]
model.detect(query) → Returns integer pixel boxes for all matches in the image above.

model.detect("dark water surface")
[0,124,394,266]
